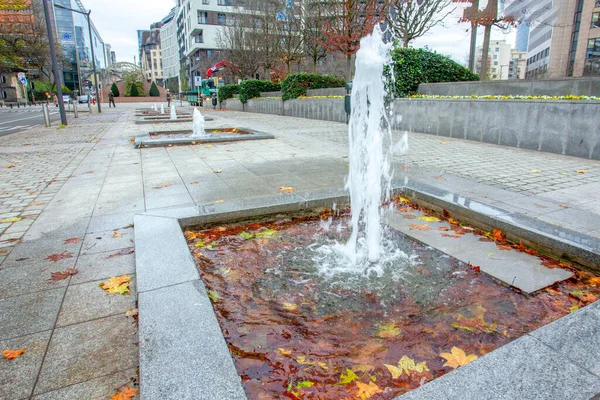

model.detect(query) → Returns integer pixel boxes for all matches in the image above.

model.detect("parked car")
[62,95,70,103]
[78,94,89,103]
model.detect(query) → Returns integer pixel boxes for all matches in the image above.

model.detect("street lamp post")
[54,3,101,113]
[43,0,68,126]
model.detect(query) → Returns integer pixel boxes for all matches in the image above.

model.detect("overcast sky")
[81,0,514,66]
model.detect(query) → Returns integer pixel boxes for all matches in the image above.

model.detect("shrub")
[391,47,479,97]
[129,83,139,97]
[149,81,160,97]
[110,82,120,97]
[238,80,281,103]
[218,83,240,103]
[32,82,71,101]
[281,73,346,101]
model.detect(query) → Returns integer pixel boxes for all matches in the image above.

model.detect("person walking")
[108,90,116,108]
[166,90,171,108]
[52,93,58,107]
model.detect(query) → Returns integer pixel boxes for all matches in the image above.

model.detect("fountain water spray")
[345,25,393,264]
[192,108,205,137]
[160,104,165,115]
[170,104,177,120]
[152,103,157,112]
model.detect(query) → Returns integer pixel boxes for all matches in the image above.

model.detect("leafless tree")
[217,7,263,79]
[302,0,328,73]
[386,0,454,48]
[274,0,304,74]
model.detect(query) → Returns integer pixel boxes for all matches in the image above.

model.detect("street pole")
[86,11,101,113]
[42,0,67,126]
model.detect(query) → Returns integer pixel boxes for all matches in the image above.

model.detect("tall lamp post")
[54,3,101,113]
[42,0,68,125]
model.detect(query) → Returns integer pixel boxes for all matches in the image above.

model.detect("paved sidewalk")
[0,103,599,399]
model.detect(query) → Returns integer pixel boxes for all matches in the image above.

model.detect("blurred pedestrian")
[108,90,116,108]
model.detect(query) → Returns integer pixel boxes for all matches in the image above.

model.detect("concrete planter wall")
[418,77,600,97]
[220,97,600,160]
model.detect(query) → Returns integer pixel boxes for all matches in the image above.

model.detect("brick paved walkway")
[0,103,599,398]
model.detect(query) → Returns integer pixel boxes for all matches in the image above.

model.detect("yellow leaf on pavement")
[1,217,22,223]
[112,231,122,238]
[440,346,478,369]
[530,169,541,173]
[418,216,440,222]
[575,169,585,173]
[278,186,294,193]
[99,275,131,295]
[214,169,222,173]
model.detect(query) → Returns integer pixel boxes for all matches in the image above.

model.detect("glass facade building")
[53,0,107,94]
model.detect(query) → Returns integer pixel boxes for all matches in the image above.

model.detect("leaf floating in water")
[277,348,292,356]
[207,289,219,302]
[356,381,382,399]
[376,322,401,338]
[282,302,297,310]
[296,381,314,389]
[440,346,478,369]
[531,169,541,173]
[384,355,429,378]
[255,228,279,239]
[575,169,585,174]
[239,231,254,240]
[339,368,358,384]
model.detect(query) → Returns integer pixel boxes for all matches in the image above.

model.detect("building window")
[217,0,229,5]
[198,11,208,24]
[203,0,209,4]
[493,54,497,59]
[495,47,499,52]
[196,30,204,43]
[494,61,498,65]
[217,13,226,25]
[592,12,600,29]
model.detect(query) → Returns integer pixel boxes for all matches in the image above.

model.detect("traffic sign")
[17,72,27,85]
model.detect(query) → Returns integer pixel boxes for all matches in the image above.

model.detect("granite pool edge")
[134,185,600,399]
[134,128,275,148]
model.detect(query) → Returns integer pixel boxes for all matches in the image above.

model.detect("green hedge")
[281,73,346,101]
[31,81,71,101]
[110,82,120,97]
[238,80,281,103]
[149,81,160,97]
[391,47,479,97]
[218,83,239,103]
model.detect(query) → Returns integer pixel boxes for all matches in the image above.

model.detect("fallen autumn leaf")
[49,268,78,281]
[2,349,24,360]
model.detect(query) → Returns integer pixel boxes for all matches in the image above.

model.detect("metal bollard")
[42,103,51,127]
[73,102,78,118]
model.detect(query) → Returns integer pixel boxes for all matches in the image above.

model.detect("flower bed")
[410,94,600,101]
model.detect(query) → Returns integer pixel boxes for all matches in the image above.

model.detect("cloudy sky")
[81,0,514,66]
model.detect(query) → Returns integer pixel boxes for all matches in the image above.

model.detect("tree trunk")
[468,22,477,73]
[346,53,352,82]
[286,61,291,75]
[313,55,318,73]
[480,24,492,81]
[403,37,409,48]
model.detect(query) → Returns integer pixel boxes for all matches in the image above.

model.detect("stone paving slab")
[139,281,246,400]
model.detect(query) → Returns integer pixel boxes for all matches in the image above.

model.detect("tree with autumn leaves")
[319,0,384,81]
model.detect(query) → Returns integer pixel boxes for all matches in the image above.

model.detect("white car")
[62,95,71,103]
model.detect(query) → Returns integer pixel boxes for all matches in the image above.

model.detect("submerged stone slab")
[385,209,573,294]
[139,281,246,400]
[134,128,275,148]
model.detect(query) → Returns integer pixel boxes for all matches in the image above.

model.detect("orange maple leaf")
[2,349,24,360]
[440,346,478,369]
[356,381,382,399]
[111,387,138,400]
[492,229,505,242]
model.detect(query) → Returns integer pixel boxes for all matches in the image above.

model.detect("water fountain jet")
[170,105,177,120]
[192,108,205,137]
